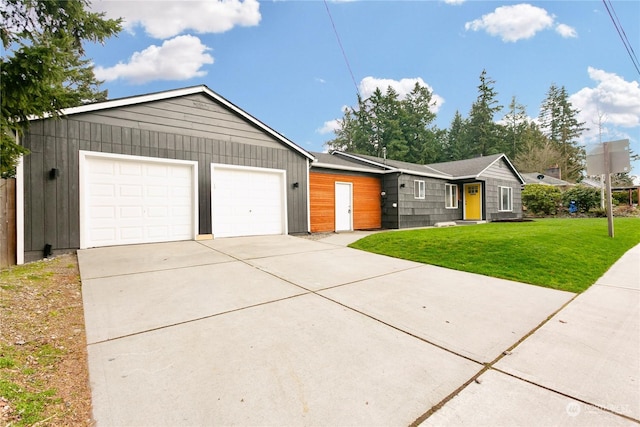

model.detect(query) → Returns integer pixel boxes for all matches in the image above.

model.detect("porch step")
[455,220,487,225]
[434,221,457,228]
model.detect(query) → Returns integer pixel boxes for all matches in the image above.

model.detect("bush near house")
[561,185,601,213]
[522,184,562,215]
[613,190,638,206]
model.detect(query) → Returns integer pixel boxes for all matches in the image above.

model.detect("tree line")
[325,69,588,182]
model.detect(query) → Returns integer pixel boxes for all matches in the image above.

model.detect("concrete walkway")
[78,233,639,426]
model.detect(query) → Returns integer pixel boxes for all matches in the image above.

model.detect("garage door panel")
[211,165,286,238]
[81,152,196,248]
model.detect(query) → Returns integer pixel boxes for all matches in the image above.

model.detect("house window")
[499,186,513,211]
[414,180,425,199]
[445,184,458,209]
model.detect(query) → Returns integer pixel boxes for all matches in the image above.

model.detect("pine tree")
[1,0,122,177]
[325,83,441,162]
[442,111,471,161]
[466,69,503,157]
[501,96,529,160]
[538,84,587,181]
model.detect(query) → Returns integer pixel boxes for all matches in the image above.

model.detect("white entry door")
[80,151,197,249]
[335,182,353,231]
[212,164,287,238]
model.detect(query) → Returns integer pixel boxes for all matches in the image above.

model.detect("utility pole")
[603,140,614,238]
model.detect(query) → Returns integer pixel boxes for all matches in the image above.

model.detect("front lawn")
[349,218,640,293]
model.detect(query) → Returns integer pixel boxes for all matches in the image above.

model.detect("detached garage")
[17,85,313,263]
[309,152,384,233]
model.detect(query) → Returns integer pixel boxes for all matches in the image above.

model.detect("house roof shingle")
[424,153,504,177]
[310,152,386,174]
[332,152,452,179]
[522,173,574,186]
[317,151,524,184]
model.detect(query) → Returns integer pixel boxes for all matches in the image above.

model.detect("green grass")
[350,218,640,293]
[0,378,59,426]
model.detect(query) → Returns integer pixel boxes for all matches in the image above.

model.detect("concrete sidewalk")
[423,244,640,426]
[78,235,639,426]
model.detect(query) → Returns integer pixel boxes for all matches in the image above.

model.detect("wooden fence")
[1,178,17,268]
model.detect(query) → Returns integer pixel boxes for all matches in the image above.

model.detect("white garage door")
[212,164,287,238]
[80,151,197,249]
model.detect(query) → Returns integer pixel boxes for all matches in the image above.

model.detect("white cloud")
[465,4,562,42]
[570,67,640,147]
[571,67,640,128]
[444,0,465,4]
[91,0,261,39]
[94,35,214,84]
[555,23,577,38]
[358,76,445,113]
[317,119,340,135]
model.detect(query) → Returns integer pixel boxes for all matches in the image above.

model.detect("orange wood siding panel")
[309,172,382,232]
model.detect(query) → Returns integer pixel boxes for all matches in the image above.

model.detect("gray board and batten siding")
[21,92,310,262]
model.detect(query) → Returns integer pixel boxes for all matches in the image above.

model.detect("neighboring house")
[309,152,524,231]
[522,173,575,189]
[16,85,314,263]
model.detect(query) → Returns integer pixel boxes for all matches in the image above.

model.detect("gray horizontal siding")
[22,97,309,261]
[484,178,523,220]
[394,174,462,229]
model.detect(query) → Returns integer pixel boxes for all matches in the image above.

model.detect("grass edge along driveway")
[349,218,640,293]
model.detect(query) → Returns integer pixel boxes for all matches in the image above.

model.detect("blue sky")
[87,0,640,181]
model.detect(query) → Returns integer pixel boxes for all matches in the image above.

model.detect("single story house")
[309,151,524,231]
[15,85,314,263]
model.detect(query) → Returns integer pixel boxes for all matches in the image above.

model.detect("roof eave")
[311,162,386,174]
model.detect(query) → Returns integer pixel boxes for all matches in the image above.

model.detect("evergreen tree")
[400,83,441,163]
[326,83,441,162]
[538,84,587,181]
[466,69,503,157]
[1,0,122,177]
[501,96,529,160]
[442,110,471,161]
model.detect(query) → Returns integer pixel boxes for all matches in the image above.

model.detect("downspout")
[15,132,24,265]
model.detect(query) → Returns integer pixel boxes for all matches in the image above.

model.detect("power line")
[323,0,360,97]
[602,0,640,76]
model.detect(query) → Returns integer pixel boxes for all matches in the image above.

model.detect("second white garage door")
[211,164,287,238]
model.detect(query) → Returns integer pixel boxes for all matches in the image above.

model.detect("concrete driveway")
[78,234,638,426]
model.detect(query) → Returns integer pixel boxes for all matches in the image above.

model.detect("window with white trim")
[499,186,513,211]
[445,184,458,209]
[414,180,425,199]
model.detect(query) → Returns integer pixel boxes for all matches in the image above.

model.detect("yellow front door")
[464,183,482,220]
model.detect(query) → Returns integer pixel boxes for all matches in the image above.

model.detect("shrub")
[522,184,562,215]
[612,190,638,206]
[562,185,601,213]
